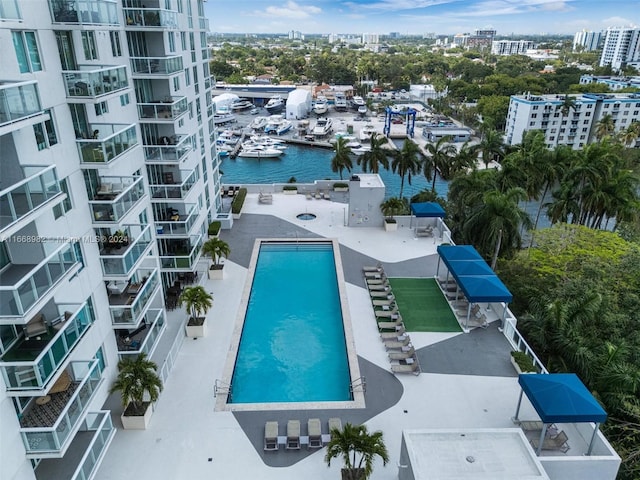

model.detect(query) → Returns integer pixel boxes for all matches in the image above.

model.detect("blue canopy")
[410,202,446,218]
[437,245,483,262]
[446,259,495,277]
[519,374,607,424]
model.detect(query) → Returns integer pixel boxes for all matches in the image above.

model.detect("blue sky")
[206,0,639,35]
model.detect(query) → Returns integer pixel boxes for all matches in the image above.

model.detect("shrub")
[231,187,247,214]
[283,185,298,191]
[510,351,536,373]
[207,221,221,236]
[333,182,349,189]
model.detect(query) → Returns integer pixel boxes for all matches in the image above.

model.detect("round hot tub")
[296,213,317,221]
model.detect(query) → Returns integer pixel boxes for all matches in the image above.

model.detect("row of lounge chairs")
[222,186,241,197]
[305,190,330,200]
[264,418,342,451]
[364,265,421,375]
[258,191,273,204]
[439,278,488,329]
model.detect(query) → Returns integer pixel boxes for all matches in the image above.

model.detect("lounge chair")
[362,264,382,272]
[380,325,406,338]
[391,361,421,375]
[375,308,399,318]
[307,418,323,449]
[323,192,331,200]
[258,192,273,204]
[530,430,570,453]
[384,335,411,349]
[378,317,404,331]
[388,346,416,360]
[328,418,342,434]
[372,297,395,307]
[306,193,312,200]
[368,283,391,291]
[264,421,279,451]
[314,191,322,199]
[364,271,384,278]
[370,290,393,298]
[286,420,301,450]
[366,277,388,285]
[24,314,47,339]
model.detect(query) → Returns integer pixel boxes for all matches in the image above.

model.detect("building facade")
[599,26,640,71]
[0,1,219,480]
[573,30,603,52]
[504,93,640,149]
[491,40,535,56]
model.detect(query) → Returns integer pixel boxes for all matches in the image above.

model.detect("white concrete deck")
[94,194,542,480]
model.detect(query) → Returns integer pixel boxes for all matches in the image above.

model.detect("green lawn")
[388,278,461,332]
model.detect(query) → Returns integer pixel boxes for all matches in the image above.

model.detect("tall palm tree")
[356,133,390,174]
[331,136,353,180]
[556,94,576,117]
[476,129,505,168]
[178,285,213,322]
[447,140,477,178]
[594,114,615,140]
[324,423,389,480]
[617,122,640,147]
[423,136,456,191]
[390,139,422,198]
[109,353,163,415]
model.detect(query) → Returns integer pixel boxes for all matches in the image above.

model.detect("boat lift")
[383,106,417,138]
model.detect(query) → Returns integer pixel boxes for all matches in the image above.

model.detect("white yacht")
[265,95,285,114]
[249,116,269,130]
[230,99,254,111]
[359,123,377,141]
[312,117,333,136]
[264,115,292,135]
[313,96,328,115]
[334,92,348,111]
[352,95,366,111]
[237,145,284,158]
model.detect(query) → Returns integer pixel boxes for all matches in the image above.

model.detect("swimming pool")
[218,239,363,411]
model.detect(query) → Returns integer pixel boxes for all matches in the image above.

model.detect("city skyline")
[207,0,639,36]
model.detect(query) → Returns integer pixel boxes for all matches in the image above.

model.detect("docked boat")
[249,135,287,148]
[312,117,333,136]
[264,115,292,135]
[213,113,236,125]
[230,99,254,111]
[237,146,284,158]
[265,95,285,114]
[358,105,368,115]
[334,92,347,111]
[313,96,328,115]
[359,123,377,141]
[352,95,366,111]
[249,116,269,130]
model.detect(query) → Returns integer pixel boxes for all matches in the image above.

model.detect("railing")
[118,309,165,358]
[123,7,177,28]
[0,81,42,127]
[20,360,102,455]
[130,56,183,76]
[109,269,160,326]
[67,411,115,480]
[0,0,21,20]
[49,0,118,25]
[149,168,199,200]
[62,65,128,99]
[199,16,209,31]
[77,123,138,165]
[137,96,188,121]
[155,204,199,236]
[159,234,203,270]
[88,176,145,224]
[0,303,95,390]
[503,312,548,374]
[0,242,81,317]
[158,322,185,383]
[143,134,193,163]
[0,165,63,233]
[99,224,152,276]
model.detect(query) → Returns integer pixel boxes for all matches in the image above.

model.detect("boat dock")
[229,132,248,159]
[284,138,333,149]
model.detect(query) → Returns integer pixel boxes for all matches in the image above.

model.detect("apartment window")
[181,32,187,51]
[81,31,98,60]
[177,0,183,13]
[553,113,559,117]
[549,136,555,141]
[185,68,191,86]
[623,111,629,115]
[168,32,176,53]
[94,345,107,373]
[94,101,108,116]
[585,111,591,116]
[582,127,588,132]
[529,121,535,127]
[139,210,148,225]
[531,114,537,118]
[12,31,42,73]
[110,31,122,57]
[53,178,72,219]
[532,105,539,110]
[73,241,85,270]
[178,118,184,127]
[120,93,130,106]
[173,76,180,92]
[0,242,9,269]
[580,135,586,139]
[634,111,639,115]
[33,109,58,150]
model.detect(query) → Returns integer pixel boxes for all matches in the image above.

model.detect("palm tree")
[331,136,353,180]
[391,139,422,198]
[202,237,230,267]
[476,129,505,168]
[324,423,389,480]
[556,94,576,117]
[380,197,405,223]
[617,122,640,147]
[594,114,615,140]
[357,133,390,174]
[179,285,213,322]
[109,353,163,415]
[423,136,456,191]
[447,140,477,179]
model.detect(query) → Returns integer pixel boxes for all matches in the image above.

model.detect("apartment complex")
[0,1,219,480]
[573,29,603,52]
[504,92,640,149]
[599,26,640,71]
[491,39,535,56]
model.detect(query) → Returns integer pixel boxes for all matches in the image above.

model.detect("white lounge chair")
[308,418,323,449]
[370,290,393,298]
[264,421,279,451]
[286,420,301,450]
[380,325,406,338]
[372,296,395,306]
[378,317,404,331]
[384,335,411,349]
[328,418,342,434]
[362,264,382,272]
[391,361,421,375]
[364,271,384,278]
[375,308,399,318]
[530,430,570,453]
[388,346,416,360]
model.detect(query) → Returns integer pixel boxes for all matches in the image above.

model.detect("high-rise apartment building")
[0,1,219,479]
[599,26,640,71]
[491,40,535,56]
[573,30,603,52]
[362,33,379,45]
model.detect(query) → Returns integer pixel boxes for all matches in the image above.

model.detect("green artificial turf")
[388,278,462,332]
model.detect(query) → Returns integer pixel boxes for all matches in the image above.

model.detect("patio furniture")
[307,418,323,449]
[530,430,570,453]
[264,421,279,451]
[378,317,404,331]
[375,308,400,318]
[286,420,301,450]
[380,325,406,338]
[328,418,342,433]
[391,361,421,375]
[384,335,411,349]
[388,346,416,360]
[49,371,72,394]
[362,264,383,272]
[24,314,48,339]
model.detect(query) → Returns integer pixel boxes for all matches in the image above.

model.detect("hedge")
[231,187,247,214]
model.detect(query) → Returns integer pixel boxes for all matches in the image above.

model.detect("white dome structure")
[285,89,312,120]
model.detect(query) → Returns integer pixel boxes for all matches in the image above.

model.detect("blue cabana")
[410,202,446,218]
[514,373,607,455]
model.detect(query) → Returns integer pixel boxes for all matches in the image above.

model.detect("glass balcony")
[0,81,43,127]
[77,123,138,165]
[199,17,209,31]
[0,166,64,234]
[123,7,177,28]
[137,96,188,121]
[108,269,160,326]
[19,360,102,456]
[130,56,183,76]
[88,176,145,224]
[159,234,203,270]
[63,65,128,99]
[143,134,193,163]
[49,0,118,24]
[155,204,199,236]
[0,0,21,20]
[204,77,211,90]
[0,242,81,317]
[0,302,95,391]
[150,168,198,201]
[116,309,165,358]
[99,224,153,276]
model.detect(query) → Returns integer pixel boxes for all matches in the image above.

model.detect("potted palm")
[380,197,404,232]
[325,423,389,480]
[202,237,230,280]
[179,285,213,337]
[109,353,163,430]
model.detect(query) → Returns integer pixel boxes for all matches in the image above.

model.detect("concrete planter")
[208,265,224,280]
[510,355,535,374]
[334,187,349,192]
[185,317,207,337]
[384,220,398,232]
[121,402,153,430]
[282,189,297,195]
[232,212,241,220]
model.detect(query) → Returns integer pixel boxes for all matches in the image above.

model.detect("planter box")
[232,212,241,220]
[384,220,398,232]
[185,318,207,337]
[208,265,224,280]
[208,233,219,240]
[282,189,297,195]
[121,403,153,430]
[510,355,535,375]
[334,186,349,192]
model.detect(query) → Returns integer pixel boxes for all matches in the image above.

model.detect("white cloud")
[255,1,321,19]
[601,16,637,27]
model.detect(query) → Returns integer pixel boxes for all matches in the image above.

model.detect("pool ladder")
[350,376,366,394]
[214,379,232,400]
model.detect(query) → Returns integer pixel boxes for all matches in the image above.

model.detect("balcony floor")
[2,329,57,361]
[0,192,48,229]
[21,380,79,428]
[35,429,94,480]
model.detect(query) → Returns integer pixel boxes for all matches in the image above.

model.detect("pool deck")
[94,193,534,480]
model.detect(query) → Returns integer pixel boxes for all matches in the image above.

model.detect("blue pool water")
[220,143,449,199]
[230,242,351,404]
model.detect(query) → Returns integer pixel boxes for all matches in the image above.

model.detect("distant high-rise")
[573,30,603,51]
[599,26,640,71]
[491,40,535,56]
[362,33,379,44]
